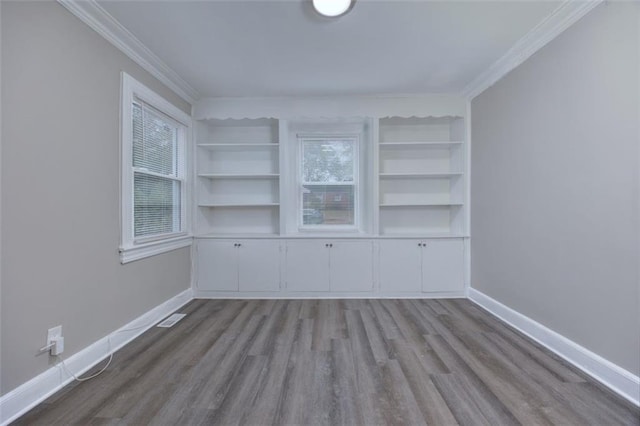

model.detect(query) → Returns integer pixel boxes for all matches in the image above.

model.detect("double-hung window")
[120,73,192,263]
[299,136,358,230]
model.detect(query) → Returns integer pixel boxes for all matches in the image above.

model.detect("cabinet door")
[330,241,373,292]
[284,241,330,292]
[379,240,422,292]
[422,239,464,293]
[238,240,281,292]
[196,240,238,291]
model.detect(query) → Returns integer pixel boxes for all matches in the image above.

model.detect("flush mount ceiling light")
[312,0,353,17]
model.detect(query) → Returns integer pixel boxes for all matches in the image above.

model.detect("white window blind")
[132,99,185,238]
[300,138,357,227]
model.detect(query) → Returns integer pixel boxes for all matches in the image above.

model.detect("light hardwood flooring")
[15,299,640,425]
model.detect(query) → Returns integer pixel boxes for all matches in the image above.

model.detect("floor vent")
[157,313,186,328]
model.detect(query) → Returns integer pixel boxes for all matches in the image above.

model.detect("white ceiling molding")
[462,0,603,100]
[57,0,199,104]
[193,95,466,121]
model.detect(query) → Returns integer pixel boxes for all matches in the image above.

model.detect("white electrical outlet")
[46,325,64,356]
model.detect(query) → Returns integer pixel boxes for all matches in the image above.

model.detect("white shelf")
[378,230,465,238]
[379,202,463,208]
[198,143,279,150]
[377,233,467,239]
[379,141,463,148]
[196,118,282,236]
[196,233,282,239]
[379,172,463,179]
[198,173,280,179]
[377,116,466,237]
[199,203,280,208]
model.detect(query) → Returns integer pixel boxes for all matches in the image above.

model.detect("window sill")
[119,235,193,264]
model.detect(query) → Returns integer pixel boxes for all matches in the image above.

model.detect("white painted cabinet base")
[284,240,330,292]
[194,237,465,298]
[196,240,238,291]
[195,239,281,292]
[379,240,423,292]
[422,239,464,292]
[329,241,374,292]
[283,240,374,292]
[379,239,464,294]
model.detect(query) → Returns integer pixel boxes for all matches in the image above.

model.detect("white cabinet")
[197,240,238,292]
[421,239,464,292]
[194,237,462,296]
[283,240,330,292]
[379,239,463,293]
[329,241,374,292]
[196,239,281,292]
[284,240,373,292]
[379,239,423,292]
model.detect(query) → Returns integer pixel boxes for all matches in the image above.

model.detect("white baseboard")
[193,291,467,299]
[0,288,193,426]
[468,288,640,407]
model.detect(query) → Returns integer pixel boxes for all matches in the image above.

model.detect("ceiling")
[97,0,561,98]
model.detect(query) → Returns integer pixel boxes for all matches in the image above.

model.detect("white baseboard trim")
[468,288,640,407]
[192,291,467,299]
[0,288,193,426]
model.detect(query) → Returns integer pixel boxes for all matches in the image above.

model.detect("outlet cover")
[47,325,62,344]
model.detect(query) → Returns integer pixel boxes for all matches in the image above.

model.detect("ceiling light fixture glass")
[312,0,353,17]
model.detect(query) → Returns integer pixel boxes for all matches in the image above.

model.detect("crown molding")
[193,94,467,120]
[57,0,199,104]
[462,0,603,100]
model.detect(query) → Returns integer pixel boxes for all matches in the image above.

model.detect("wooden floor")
[16,299,639,425]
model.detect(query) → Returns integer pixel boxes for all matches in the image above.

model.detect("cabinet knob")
[329,243,333,248]
[325,243,329,248]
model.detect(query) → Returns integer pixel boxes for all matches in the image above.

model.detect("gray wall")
[1,1,192,394]
[471,2,639,375]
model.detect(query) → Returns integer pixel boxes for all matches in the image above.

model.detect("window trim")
[120,72,192,263]
[297,134,360,233]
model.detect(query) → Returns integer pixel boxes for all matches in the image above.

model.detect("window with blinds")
[132,99,185,239]
[300,137,357,228]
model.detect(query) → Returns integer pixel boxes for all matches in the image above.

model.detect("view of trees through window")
[301,138,356,226]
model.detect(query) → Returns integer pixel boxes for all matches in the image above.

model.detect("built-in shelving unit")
[192,111,468,297]
[378,116,465,236]
[196,118,280,236]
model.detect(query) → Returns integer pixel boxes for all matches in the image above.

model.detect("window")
[120,73,192,263]
[299,136,358,229]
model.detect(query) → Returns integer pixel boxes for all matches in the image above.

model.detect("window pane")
[302,185,354,225]
[302,139,354,183]
[133,102,178,176]
[134,172,181,237]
